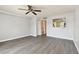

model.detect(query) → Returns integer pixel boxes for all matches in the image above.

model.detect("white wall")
[36,12,74,40]
[0,11,75,42]
[0,13,31,42]
[74,8,79,53]
[37,12,74,40]
[30,16,37,36]
[47,12,74,40]
[37,19,41,35]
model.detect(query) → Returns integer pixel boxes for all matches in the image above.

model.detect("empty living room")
[0,5,79,54]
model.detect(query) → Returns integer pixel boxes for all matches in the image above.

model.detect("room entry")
[41,20,47,36]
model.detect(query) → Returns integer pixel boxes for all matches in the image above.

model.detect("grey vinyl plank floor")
[0,36,78,54]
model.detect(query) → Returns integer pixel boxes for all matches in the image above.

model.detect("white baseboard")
[47,35,73,40]
[73,40,79,53]
[30,34,37,37]
[0,35,30,42]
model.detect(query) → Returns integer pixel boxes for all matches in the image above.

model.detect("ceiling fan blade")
[26,12,30,14]
[27,5,32,10]
[18,8,26,10]
[32,12,37,15]
[33,10,41,12]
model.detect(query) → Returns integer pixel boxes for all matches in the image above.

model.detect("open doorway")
[41,20,47,36]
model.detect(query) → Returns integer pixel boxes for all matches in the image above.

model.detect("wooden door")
[41,20,47,36]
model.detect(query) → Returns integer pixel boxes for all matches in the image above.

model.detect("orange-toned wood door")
[41,20,47,36]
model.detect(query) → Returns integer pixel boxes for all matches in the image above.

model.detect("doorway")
[41,20,47,36]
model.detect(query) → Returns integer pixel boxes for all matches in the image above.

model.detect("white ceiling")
[0,5,78,17]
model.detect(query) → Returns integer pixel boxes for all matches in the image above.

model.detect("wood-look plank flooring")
[0,36,78,54]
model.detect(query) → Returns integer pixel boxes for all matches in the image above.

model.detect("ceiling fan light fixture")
[18,5,41,15]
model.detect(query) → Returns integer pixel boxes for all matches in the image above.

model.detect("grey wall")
[0,13,31,42]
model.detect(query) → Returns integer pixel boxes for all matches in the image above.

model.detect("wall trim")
[47,35,73,40]
[73,40,79,53]
[0,35,30,42]
[0,35,73,42]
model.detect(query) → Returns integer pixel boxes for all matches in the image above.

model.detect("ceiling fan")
[18,5,41,15]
